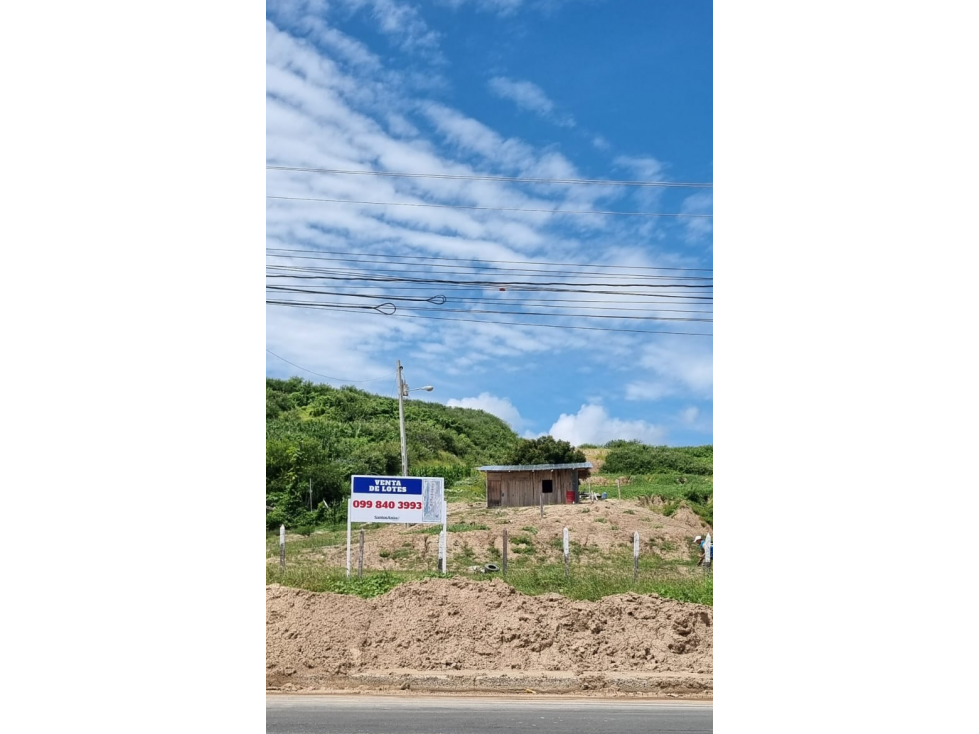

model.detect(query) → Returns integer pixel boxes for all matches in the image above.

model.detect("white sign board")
[349,475,444,524]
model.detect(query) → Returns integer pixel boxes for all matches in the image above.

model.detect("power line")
[268,284,711,304]
[266,165,713,189]
[267,195,712,218]
[265,286,712,313]
[265,299,714,336]
[266,190,713,338]
[267,286,449,304]
[266,277,713,300]
[265,270,712,289]
[266,266,713,291]
[392,315,714,337]
[265,349,390,383]
[266,253,713,281]
[266,247,712,273]
[398,305,711,323]
[267,298,711,323]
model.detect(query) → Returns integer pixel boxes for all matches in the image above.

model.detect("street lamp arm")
[397,361,435,476]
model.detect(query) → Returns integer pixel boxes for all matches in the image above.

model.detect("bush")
[602,443,712,476]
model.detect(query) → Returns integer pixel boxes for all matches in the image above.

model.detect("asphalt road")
[267,694,712,734]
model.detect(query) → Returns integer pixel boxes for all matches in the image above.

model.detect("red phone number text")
[352,500,421,510]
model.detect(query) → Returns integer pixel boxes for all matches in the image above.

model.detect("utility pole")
[396,360,434,477]
[397,360,408,476]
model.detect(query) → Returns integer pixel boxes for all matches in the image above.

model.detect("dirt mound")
[267,577,712,691]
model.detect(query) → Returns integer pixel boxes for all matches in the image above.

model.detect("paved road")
[267,694,712,734]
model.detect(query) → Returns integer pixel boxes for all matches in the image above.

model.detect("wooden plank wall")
[493,470,581,507]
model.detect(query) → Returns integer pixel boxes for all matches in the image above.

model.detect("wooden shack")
[477,462,593,508]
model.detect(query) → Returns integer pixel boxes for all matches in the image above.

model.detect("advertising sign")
[349,475,444,524]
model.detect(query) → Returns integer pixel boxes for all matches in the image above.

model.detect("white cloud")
[270,1,445,66]
[266,304,401,386]
[675,405,712,436]
[547,404,667,446]
[614,155,666,180]
[266,10,713,444]
[435,0,590,18]
[446,393,523,428]
[625,339,713,402]
[436,0,525,14]
[488,77,554,115]
[680,190,713,243]
[487,76,575,127]
[368,0,442,56]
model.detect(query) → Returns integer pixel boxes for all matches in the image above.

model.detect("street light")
[397,360,434,476]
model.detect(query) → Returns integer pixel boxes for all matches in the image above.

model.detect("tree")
[504,436,585,465]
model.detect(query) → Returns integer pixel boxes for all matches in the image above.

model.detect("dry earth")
[267,497,713,698]
[292,498,709,573]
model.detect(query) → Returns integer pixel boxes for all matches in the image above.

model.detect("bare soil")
[267,498,713,697]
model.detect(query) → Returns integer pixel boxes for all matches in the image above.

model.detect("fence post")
[358,529,365,579]
[563,527,569,580]
[502,528,508,575]
[279,525,286,571]
[617,477,621,500]
[633,531,639,583]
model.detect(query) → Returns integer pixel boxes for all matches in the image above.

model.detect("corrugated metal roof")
[477,462,593,472]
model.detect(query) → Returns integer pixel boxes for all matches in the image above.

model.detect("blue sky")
[266,0,713,446]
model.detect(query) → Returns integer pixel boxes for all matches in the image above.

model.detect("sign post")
[346,498,352,578]
[346,475,445,576]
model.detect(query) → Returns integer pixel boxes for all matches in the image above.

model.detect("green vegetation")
[265,388,714,606]
[267,567,438,597]
[602,441,712,476]
[503,435,585,465]
[268,502,714,605]
[266,377,520,529]
[409,523,490,534]
[598,474,713,526]
[266,564,711,605]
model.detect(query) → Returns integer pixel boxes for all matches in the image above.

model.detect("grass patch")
[266,529,344,558]
[497,564,712,605]
[601,473,713,525]
[378,548,414,560]
[268,550,713,606]
[445,474,487,504]
[410,522,490,534]
[520,526,539,535]
[267,567,440,597]
[509,534,536,554]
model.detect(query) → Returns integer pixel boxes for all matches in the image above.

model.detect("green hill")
[266,378,713,531]
[266,377,521,529]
